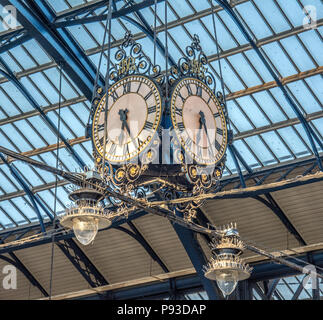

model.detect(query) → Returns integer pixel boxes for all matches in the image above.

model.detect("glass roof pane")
[299,30,323,66]
[253,0,290,33]
[287,80,322,114]
[244,135,277,166]
[227,100,253,132]
[260,131,293,161]
[235,1,273,39]
[280,36,316,72]
[233,140,261,169]
[262,42,297,77]
[277,126,311,158]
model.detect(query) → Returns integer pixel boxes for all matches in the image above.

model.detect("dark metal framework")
[0,0,322,299]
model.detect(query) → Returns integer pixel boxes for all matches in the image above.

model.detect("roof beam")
[3,0,101,101]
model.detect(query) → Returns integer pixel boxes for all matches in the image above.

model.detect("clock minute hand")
[199,111,214,158]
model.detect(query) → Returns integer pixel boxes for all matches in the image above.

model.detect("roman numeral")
[178,91,185,103]
[175,107,183,117]
[214,112,220,118]
[148,105,157,114]
[98,123,105,132]
[111,90,119,102]
[178,122,185,131]
[99,136,105,146]
[144,91,153,101]
[214,140,221,152]
[123,81,131,94]
[196,85,202,97]
[143,121,154,130]
[109,143,117,155]
[185,83,192,95]
[217,128,223,136]
[185,137,192,148]
[123,143,129,155]
[136,79,143,93]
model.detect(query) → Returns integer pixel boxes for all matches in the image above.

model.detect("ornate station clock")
[92,75,162,164]
[170,77,227,166]
[88,31,230,220]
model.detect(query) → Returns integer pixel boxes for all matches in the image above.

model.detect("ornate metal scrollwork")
[108,31,164,85]
[169,34,216,92]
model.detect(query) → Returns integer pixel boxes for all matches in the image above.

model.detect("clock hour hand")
[196,112,203,145]
[199,111,214,157]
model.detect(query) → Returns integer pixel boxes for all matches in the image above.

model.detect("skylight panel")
[46,110,75,140]
[244,50,273,83]
[201,14,237,51]
[9,45,37,70]
[1,81,34,114]
[235,96,270,128]
[210,59,245,92]
[300,0,323,20]
[298,30,323,66]
[304,75,323,104]
[217,9,249,46]
[269,87,297,119]
[169,0,193,18]
[60,107,84,136]
[252,91,287,123]
[260,131,294,162]
[22,40,52,65]
[188,0,211,12]
[276,0,308,27]
[67,25,98,50]
[20,76,49,107]
[224,149,239,174]
[312,118,323,138]
[43,67,79,100]
[235,1,273,40]
[46,0,69,13]
[233,140,261,169]
[287,80,322,114]
[37,189,65,213]
[277,126,311,158]
[73,141,94,168]
[0,86,21,117]
[27,115,58,145]
[244,135,277,166]
[84,21,106,44]
[262,42,297,77]
[0,207,17,228]
[253,0,290,34]
[0,168,18,193]
[0,123,29,152]
[0,130,15,150]
[0,52,22,73]
[28,72,58,104]
[227,100,253,132]
[0,200,28,225]
[70,102,89,126]
[280,36,316,72]
[10,197,43,221]
[13,119,46,149]
[66,0,86,7]
[227,53,262,87]
[293,123,322,153]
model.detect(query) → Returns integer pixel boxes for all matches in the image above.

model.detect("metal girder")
[292,275,306,300]
[0,253,49,297]
[0,152,48,232]
[214,0,323,171]
[229,144,308,246]
[56,239,108,287]
[3,0,102,101]
[0,210,149,255]
[172,213,220,300]
[116,221,169,273]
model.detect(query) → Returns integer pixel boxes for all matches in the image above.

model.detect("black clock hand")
[196,113,203,145]
[199,111,214,158]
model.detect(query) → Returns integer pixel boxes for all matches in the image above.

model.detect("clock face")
[170,78,227,165]
[92,75,162,163]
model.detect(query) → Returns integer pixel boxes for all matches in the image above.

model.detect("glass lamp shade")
[72,217,99,245]
[216,270,238,297]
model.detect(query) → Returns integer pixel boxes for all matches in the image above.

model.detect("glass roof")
[0,0,322,229]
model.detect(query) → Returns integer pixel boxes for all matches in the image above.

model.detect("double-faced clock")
[92,75,162,164]
[170,77,227,165]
